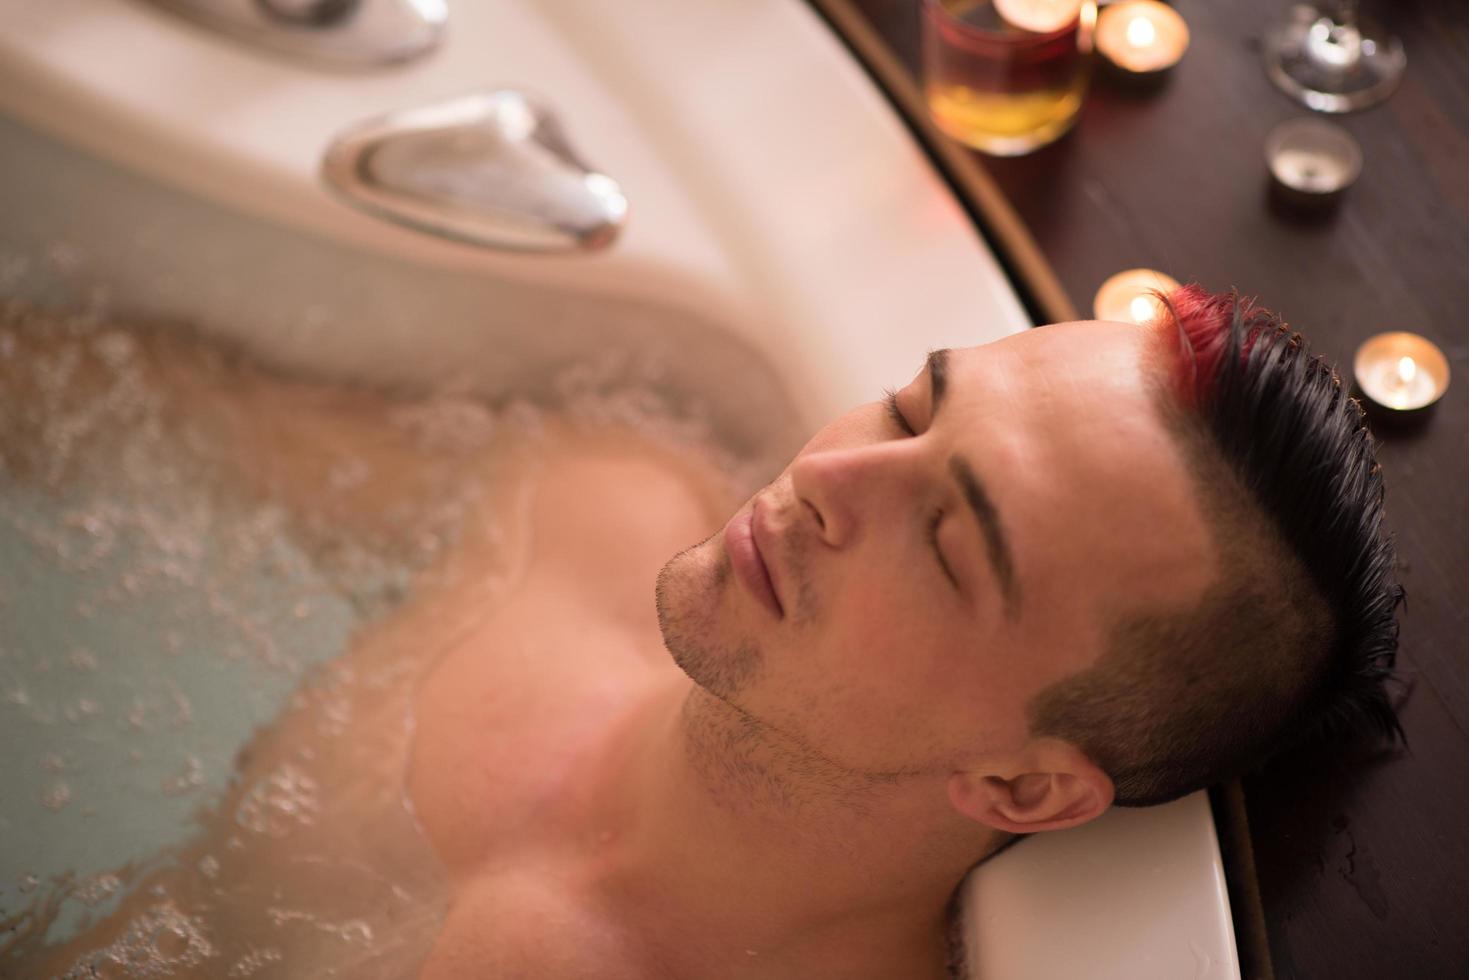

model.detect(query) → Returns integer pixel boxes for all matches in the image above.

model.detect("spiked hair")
[1030,286,1403,807]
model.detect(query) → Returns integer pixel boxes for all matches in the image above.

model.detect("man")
[406,285,1402,978]
[21,286,1401,978]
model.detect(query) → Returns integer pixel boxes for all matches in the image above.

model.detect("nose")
[788,441,924,548]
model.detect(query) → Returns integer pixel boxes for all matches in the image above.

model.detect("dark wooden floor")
[849,2,1469,978]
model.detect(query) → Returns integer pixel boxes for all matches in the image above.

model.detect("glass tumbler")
[922,0,1096,156]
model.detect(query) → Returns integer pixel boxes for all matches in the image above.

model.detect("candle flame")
[1126,14,1157,48]
[1396,356,1417,385]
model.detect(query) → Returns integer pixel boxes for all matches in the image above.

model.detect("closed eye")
[882,388,916,437]
[928,510,959,589]
[883,389,958,589]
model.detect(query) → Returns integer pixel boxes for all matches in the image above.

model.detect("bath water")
[0,301,781,978]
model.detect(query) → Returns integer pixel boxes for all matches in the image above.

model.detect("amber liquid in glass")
[923,0,1092,156]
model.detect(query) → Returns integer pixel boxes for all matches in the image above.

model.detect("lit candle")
[1353,332,1450,413]
[1092,268,1182,325]
[993,0,1086,35]
[1095,1,1189,77]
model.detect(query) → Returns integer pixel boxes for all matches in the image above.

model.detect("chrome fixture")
[321,91,628,253]
[138,0,447,69]
[256,0,359,28]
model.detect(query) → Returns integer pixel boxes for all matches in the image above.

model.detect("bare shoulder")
[535,422,736,527]
[516,422,739,606]
[417,869,657,980]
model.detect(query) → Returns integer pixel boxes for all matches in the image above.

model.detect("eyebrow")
[925,349,1021,618]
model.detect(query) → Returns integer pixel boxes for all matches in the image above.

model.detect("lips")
[724,503,784,619]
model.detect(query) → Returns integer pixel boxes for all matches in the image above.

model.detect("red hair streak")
[1161,285,1271,408]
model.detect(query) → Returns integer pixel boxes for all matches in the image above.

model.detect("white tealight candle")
[1265,118,1362,209]
[1093,268,1182,325]
[1353,332,1450,413]
[1096,0,1189,76]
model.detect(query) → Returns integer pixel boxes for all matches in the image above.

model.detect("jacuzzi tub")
[0,1,1239,977]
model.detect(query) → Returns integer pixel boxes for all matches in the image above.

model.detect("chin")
[655,536,764,699]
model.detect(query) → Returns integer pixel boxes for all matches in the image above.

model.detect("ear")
[947,740,1114,835]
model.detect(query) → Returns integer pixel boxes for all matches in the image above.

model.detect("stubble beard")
[654,534,765,701]
[654,534,923,815]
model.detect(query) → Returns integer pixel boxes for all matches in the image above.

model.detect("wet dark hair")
[1029,286,1404,807]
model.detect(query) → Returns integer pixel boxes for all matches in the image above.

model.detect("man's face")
[656,321,1216,778]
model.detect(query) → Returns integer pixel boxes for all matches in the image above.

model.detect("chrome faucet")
[321,91,629,253]
[137,0,447,69]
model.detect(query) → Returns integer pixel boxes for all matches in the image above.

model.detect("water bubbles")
[46,242,82,274]
[122,698,146,732]
[40,782,72,811]
[72,872,122,907]
[66,647,100,672]
[390,395,498,455]
[161,755,205,797]
[234,763,320,838]
[92,330,138,370]
[167,686,193,728]
[227,946,283,977]
[60,900,216,979]
[65,696,103,723]
[2,299,773,977]
[263,906,375,945]
[264,905,311,928]
[317,692,353,737]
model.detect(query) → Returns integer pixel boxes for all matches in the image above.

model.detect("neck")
[596,681,1007,979]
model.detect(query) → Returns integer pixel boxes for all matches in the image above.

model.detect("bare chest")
[405,596,671,873]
